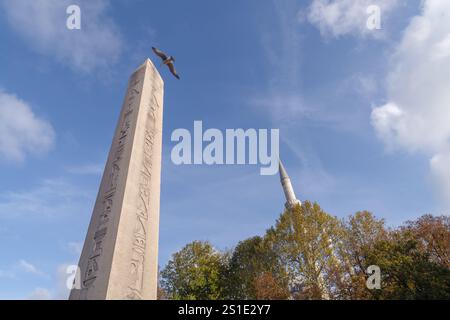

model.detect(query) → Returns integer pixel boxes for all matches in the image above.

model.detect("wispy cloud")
[54,263,74,300]
[251,0,305,123]
[22,263,76,300]
[0,0,123,72]
[252,1,377,129]
[249,1,344,205]
[0,90,55,162]
[18,260,47,277]
[0,178,93,217]
[371,0,450,208]
[305,0,399,39]
[27,287,52,300]
[336,73,378,98]
[282,135,336,196]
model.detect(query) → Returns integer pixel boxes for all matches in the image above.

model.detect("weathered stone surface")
[69,59,164,300]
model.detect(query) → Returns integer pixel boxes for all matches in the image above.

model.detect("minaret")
[279,160,301,209]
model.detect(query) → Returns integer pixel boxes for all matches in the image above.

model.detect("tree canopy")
[160,205,450,300]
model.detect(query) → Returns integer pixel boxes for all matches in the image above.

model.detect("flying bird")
[152,47,180,80]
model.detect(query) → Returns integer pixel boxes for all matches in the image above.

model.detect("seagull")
[152,47,180,80]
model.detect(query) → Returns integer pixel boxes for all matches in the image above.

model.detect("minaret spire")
[279,159,301,209]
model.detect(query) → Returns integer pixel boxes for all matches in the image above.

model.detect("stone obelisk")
[69,59,164,300]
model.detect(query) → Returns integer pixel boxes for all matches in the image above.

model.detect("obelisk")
[70,59,164,300]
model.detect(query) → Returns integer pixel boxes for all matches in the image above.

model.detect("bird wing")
[152,47,168,60]
[167,62,180,79]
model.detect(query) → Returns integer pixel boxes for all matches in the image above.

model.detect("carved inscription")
[126,71,161,299]
[81,71,142,294]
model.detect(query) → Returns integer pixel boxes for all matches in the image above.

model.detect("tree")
[401,215,450,268]
[339,211,388,299]
[160,241,226,300]
[157,286,168,300]
[340,213,450,299]
[254,272,290,300]
[224,236,288,299]
[265,201,346,299]
[157,267,169,300]
[159,209,450,300]
[365,230,450,299]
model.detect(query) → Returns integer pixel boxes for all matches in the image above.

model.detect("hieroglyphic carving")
[81,70,142,294]
[126,71,161,299]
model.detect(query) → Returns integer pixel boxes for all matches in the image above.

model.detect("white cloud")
[371,0,450,207]
[22,263,76,300]
[0,91,55,162]
[341,74,378,97]
[54,263,73,300]
[19,259,46,277]
[249,94,309,124]
[0,178,93,217]
[371,102,405,150]
[27,287,52,300]
[0,0,123,72]
[306,0,399,38]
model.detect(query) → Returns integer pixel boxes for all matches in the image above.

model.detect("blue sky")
[0,0,449,299]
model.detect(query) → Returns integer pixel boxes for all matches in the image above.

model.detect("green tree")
[160,209,449,300]
[366,230,450,299]
[160,241,226,300]
[401,214,450,268]
[339,211,388,299]
[224,236,288,299]
[265,201,346,299]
